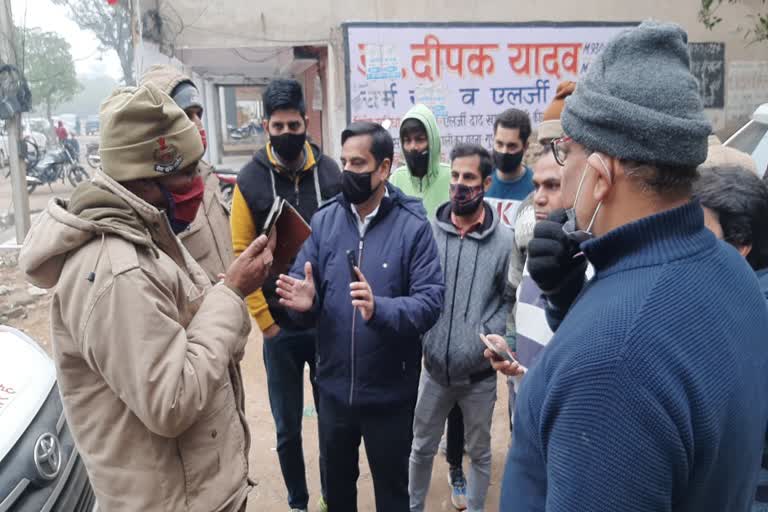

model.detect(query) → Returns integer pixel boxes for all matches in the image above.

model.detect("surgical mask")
[159,176,205,234]
[450,183,485,216]
[270,132,306,162]
[493,150,524,174]
[562,164,602,245]
[404,149,429,177]
[342,168,381,205]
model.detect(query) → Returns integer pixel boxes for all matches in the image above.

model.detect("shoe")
[289,509,307,512]
[318,496,328,512]
[448,466,468,511]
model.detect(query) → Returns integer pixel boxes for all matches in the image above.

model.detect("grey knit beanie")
[561,21,711,168]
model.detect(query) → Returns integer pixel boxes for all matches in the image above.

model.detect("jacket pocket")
[177,380,248,512]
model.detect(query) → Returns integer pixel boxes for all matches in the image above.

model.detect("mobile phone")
[479,333,517,364]
[346,249,358,282]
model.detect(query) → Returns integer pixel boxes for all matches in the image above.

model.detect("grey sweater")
[423,201,514,387]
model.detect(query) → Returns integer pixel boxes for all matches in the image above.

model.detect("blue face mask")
[562,163,602,245]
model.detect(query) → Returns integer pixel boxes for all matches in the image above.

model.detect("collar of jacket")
[265,140,317,176]
[92,169,188,268]
[582,200,713,276]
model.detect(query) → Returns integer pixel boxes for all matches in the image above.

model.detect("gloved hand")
[527,209,587,321]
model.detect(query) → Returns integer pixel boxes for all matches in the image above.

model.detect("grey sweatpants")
[409,370,496,512]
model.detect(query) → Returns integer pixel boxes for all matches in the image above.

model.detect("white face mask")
[562,160,604,245]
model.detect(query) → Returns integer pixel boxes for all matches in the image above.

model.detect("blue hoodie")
[287,184,444,407]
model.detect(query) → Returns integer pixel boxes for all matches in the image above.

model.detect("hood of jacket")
[140,64,193,97]
[19,170,180,289]
[400,104,443,183]
[434,200,499,241]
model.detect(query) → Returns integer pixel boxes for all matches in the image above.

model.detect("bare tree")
[50,0,134,84]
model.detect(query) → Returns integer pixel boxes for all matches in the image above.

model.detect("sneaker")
[289,509,307,512]
[318,496,328,512]
[448,466,468,511]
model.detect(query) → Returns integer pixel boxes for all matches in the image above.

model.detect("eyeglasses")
[550,136,572,166]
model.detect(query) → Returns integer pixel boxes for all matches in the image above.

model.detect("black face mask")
[404,149,429,178]
[450,183,485,216]
[270,132,306,162]
[493,150,524,174]
[342,168,381,205]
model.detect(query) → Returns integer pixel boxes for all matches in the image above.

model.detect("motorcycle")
[213,169,237,208]
[26,142,89,193]
[227,121,261,141]
[85,142,100,169]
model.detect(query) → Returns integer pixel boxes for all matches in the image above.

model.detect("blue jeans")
[263,327,325,509]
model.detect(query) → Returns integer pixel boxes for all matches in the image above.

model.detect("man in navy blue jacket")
[502,21,768,512]
[277,121,444,512]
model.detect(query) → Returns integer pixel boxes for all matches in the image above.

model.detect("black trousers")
[319,392,414,512]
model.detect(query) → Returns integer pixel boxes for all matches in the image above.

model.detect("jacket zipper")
[444,238,463,386]
[349,237,365,405]
[294,176,300,206]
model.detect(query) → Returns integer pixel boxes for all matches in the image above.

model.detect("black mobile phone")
[346,249,358,282]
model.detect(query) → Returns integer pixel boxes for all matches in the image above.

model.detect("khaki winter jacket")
[141,64,234,284]
[179,160,234,283]
[19,169,252,512]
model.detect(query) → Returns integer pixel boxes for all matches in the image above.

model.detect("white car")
[0,325,97,510]
[724,103,768,178]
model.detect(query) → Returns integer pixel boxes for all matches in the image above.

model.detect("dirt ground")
[1,259,510,512]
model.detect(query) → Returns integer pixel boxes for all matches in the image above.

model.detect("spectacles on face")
[550,136,573,166]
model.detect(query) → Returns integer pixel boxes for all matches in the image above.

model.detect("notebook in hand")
[261,197,311,275]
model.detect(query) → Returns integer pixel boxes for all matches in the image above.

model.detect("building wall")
[141,0,768,158]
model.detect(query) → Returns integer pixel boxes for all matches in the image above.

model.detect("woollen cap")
[99,82,204,181]
[537,81,576,143]
[561,21,711,167]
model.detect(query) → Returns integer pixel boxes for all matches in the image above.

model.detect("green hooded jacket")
[389,104,451,219]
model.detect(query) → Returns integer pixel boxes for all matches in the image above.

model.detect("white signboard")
[344,22,636,162]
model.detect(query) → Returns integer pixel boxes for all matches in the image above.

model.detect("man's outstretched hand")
[276,262,316,312]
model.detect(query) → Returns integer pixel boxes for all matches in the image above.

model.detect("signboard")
[343,22,637,161]
[689,42,725,109]
[343,22,636,227]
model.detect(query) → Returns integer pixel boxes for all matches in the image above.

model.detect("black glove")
[527,209,587,318]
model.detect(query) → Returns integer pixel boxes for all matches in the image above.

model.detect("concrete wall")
[141,0,768,158]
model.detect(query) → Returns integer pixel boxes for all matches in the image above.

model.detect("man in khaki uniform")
[140,64,234,283]
[19,83,272,512]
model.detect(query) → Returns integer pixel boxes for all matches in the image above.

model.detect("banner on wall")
[343,22,637,227]
[343,22,637,158]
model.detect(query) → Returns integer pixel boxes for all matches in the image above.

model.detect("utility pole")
[0,1,31,242]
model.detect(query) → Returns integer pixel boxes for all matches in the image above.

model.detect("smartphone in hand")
[346,249,358,282]
[479,333,518,364]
